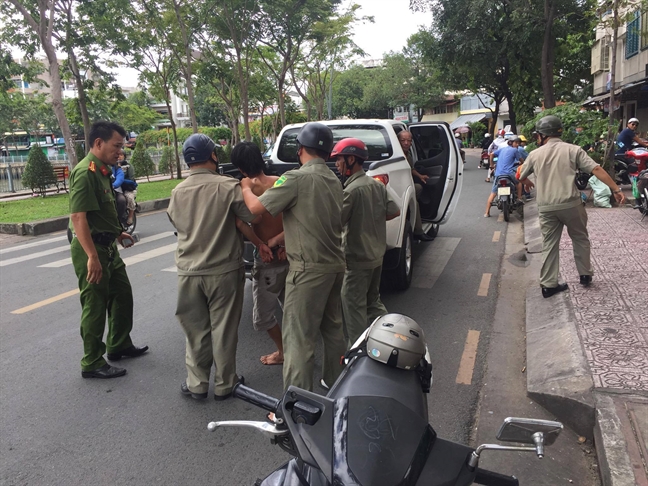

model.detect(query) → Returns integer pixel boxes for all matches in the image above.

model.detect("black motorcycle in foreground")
[634,169,648,221]
[209,314,563,486]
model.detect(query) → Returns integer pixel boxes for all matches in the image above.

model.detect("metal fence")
[0,151,188,194]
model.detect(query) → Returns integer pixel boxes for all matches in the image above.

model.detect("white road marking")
[38,232,175,268]
[0,244,71,267]
[0,235,68,255]
[411,237,461,289]
[122,243,176,266]
[492,231,501,242]
[162,266,177,272]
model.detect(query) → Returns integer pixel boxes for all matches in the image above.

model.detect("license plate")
[498,187,511,196]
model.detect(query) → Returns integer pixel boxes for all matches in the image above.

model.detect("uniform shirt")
[492,146,520,178]
[341,171,399,270]
[616,128,635,153]
[69,153,122,236]
[519,138,598,212]
[258,158,345,274]
[167,168,255,276]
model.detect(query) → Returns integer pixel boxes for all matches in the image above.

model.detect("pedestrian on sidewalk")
[519,115,626,298]
[167,133,257,400]
[332,137,400,347]
[69,121,148,379]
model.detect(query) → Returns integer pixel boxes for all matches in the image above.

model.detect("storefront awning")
[450,114,488,130]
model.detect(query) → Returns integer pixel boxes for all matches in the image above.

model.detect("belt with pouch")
[92,232,118,246]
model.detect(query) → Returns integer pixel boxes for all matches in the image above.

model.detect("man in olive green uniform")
[331,138,400,346]
[242,122,347,391]
[168,134,257,400]
[69,121,148,379]
[519,115,625,298]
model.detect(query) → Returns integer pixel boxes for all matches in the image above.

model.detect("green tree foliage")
[22,144,57,196]
[522,103,608,165]
[138,127,232,146]
[130,139,156,181]
[75,141,86,161]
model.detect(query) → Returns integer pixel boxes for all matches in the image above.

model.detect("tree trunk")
[67,49,91,152]
[505,91,517,133]
[541,0,557,109]
[165,96,182,179]
[172,0,198,133]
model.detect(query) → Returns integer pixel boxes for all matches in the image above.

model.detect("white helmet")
[484,133,491,137]
[629,117,639,125]
[454,132,461,137]
[366,314,426,370]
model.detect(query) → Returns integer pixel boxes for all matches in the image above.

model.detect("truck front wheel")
[391,221,413,290]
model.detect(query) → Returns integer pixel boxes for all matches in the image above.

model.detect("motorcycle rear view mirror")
[496,417,563,446]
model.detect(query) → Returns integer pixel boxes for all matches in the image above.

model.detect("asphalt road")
[0,151,523,485]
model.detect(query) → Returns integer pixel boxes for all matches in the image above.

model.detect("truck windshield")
[277,125,393,163]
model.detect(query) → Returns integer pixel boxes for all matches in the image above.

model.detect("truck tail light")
[373,174,389,186]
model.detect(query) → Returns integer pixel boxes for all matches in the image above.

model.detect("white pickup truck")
[265,119,463,290]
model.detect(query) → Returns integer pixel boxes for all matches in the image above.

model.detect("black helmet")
[535,115,563,137]
[296,122,334,154]
[183,134,217,165]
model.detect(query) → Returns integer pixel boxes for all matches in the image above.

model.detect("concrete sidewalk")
[524,193,648,486]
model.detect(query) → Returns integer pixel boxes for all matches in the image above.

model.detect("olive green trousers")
[175,268,245,396]
[341,265,387,347]
[282,271,346,391]
[71,239,133,372]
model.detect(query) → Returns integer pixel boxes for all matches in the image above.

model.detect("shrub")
[131,139,156,181]
[22,144,57,196]
[138,126,233,147]
[216,144,232,166]
[158,146,174,178]
[75,142,86,162]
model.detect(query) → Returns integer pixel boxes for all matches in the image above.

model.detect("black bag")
[575,170,591,190]
[122,179,138,191]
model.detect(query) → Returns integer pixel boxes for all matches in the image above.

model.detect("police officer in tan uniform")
[167,134,257,400]
[331,138,400,346]
[519,115,625,298]
[241,122,347,391]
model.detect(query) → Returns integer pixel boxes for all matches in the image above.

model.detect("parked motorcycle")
[208,314,563,486]
[614,153,640,186]
[66,192,138,243]
[479,150,490,169]
[493,175,518,222]
[634,169,648,221]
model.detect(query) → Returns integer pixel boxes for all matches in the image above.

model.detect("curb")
[524,197,596,436]
[593,393,645,486]
[0,197,171,236]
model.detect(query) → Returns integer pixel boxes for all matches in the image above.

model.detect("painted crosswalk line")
[0,235,68,255]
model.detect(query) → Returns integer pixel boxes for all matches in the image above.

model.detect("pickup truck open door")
[408,122,463,225]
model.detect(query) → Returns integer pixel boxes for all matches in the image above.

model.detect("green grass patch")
[0,178,183,223]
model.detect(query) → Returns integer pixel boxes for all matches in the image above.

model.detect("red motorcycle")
[479,149,490,169]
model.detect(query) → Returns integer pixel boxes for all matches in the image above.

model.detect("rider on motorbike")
[484,136,523,217]
[616,118,648,154]
[485,129,508,182]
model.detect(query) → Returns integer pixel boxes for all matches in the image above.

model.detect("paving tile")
[558,207,648,392]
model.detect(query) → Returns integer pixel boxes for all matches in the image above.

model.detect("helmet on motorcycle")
[366,314,427,370]
[484,133,491,137]
[628,117,640,126]
[498,129,506,137]
[535,115,563,137]
[508,136,522,144]
[454,132,461,138]
[330,138,369,160]
[518,135,527,143]
[183,134,217,165]
[296,122,334,154]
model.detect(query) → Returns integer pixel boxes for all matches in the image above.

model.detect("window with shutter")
[626,12,640,59]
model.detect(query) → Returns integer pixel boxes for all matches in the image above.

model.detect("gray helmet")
[296,122,334,154]
[535,115,563,137]
[366,314,426,370]
[183,133,217,165]
[508,135,522,144]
